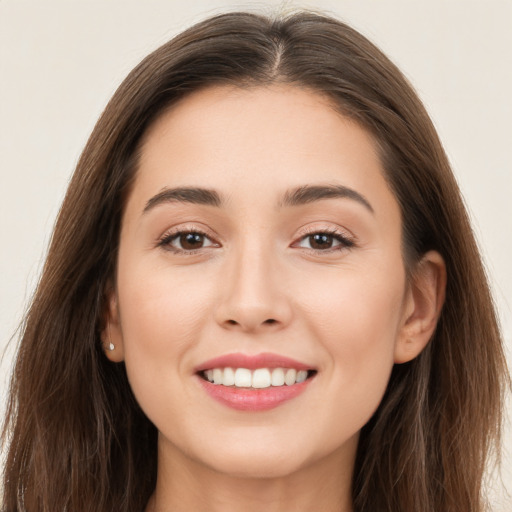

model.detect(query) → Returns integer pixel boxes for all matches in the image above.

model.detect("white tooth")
[223,367,235,386]
[234,368,252,387]
[296,370,308,383]
[252,368,271,388]
[213,368,223,385]
[271,368,285,386]
[285,368,297,386]
[205,369,214,382]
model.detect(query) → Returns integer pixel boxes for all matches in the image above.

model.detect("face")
[108,85,418,479]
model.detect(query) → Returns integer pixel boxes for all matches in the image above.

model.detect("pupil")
[180,233,203,250]
[310,234,332,249]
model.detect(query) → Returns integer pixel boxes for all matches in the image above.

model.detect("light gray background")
[1,0,511,508]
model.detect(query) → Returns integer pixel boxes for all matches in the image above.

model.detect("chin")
[204,450,309,480]
[192,429,343,481]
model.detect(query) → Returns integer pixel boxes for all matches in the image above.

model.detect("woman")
[1,11,508,512]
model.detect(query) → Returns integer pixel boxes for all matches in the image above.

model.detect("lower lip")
[197,375,313,411]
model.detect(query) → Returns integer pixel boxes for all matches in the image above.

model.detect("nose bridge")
[216,235,291,331]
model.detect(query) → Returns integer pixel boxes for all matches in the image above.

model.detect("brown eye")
[179,233,206,250]
[308,234,335,250]
[295,231,354,252]
[160,231,217,252]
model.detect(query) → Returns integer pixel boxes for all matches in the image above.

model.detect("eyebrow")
[143,187,222,213]
[143,184,373,214]
[279,184,374,213]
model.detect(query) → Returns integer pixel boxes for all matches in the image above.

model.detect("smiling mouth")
[199,367,317,389]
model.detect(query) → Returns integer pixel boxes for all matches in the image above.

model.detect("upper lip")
[194,352,314,373]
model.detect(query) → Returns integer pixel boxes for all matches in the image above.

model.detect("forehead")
[128,84,398,218]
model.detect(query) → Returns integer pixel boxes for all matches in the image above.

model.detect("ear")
[100,287,125,363]
[394,250,446,364]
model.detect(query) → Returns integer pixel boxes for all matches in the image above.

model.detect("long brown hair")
[2,11,508,512]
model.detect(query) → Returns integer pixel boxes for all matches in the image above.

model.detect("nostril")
[222,318,279,329]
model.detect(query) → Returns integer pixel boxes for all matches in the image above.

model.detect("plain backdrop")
[1,0,511,508]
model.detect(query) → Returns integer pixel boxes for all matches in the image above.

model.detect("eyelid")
[297,223,354,238]
[291,225,356,253]
[155,222,355,255]
[296,223,355,241]
[156,224,221,254]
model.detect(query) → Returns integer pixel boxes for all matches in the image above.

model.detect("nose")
[214,243,293,333]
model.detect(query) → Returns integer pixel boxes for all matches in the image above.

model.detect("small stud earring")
[106,324,114,351]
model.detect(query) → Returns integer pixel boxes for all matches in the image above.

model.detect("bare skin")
[104,85,445,512]
[146,439,354,512]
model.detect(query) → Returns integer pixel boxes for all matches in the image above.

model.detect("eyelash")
[157,228,219,255]
[294,227,355,254]
[157,227,355,255]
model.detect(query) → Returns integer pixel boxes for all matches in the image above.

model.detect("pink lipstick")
[195,352,316,411]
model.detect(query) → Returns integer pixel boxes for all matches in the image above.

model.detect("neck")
[146,435,356,512]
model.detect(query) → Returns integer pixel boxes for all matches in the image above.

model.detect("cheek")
[298,262,405,415]
[302,262,405,344]
[115,262,215,413]
[119,262,213,349]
